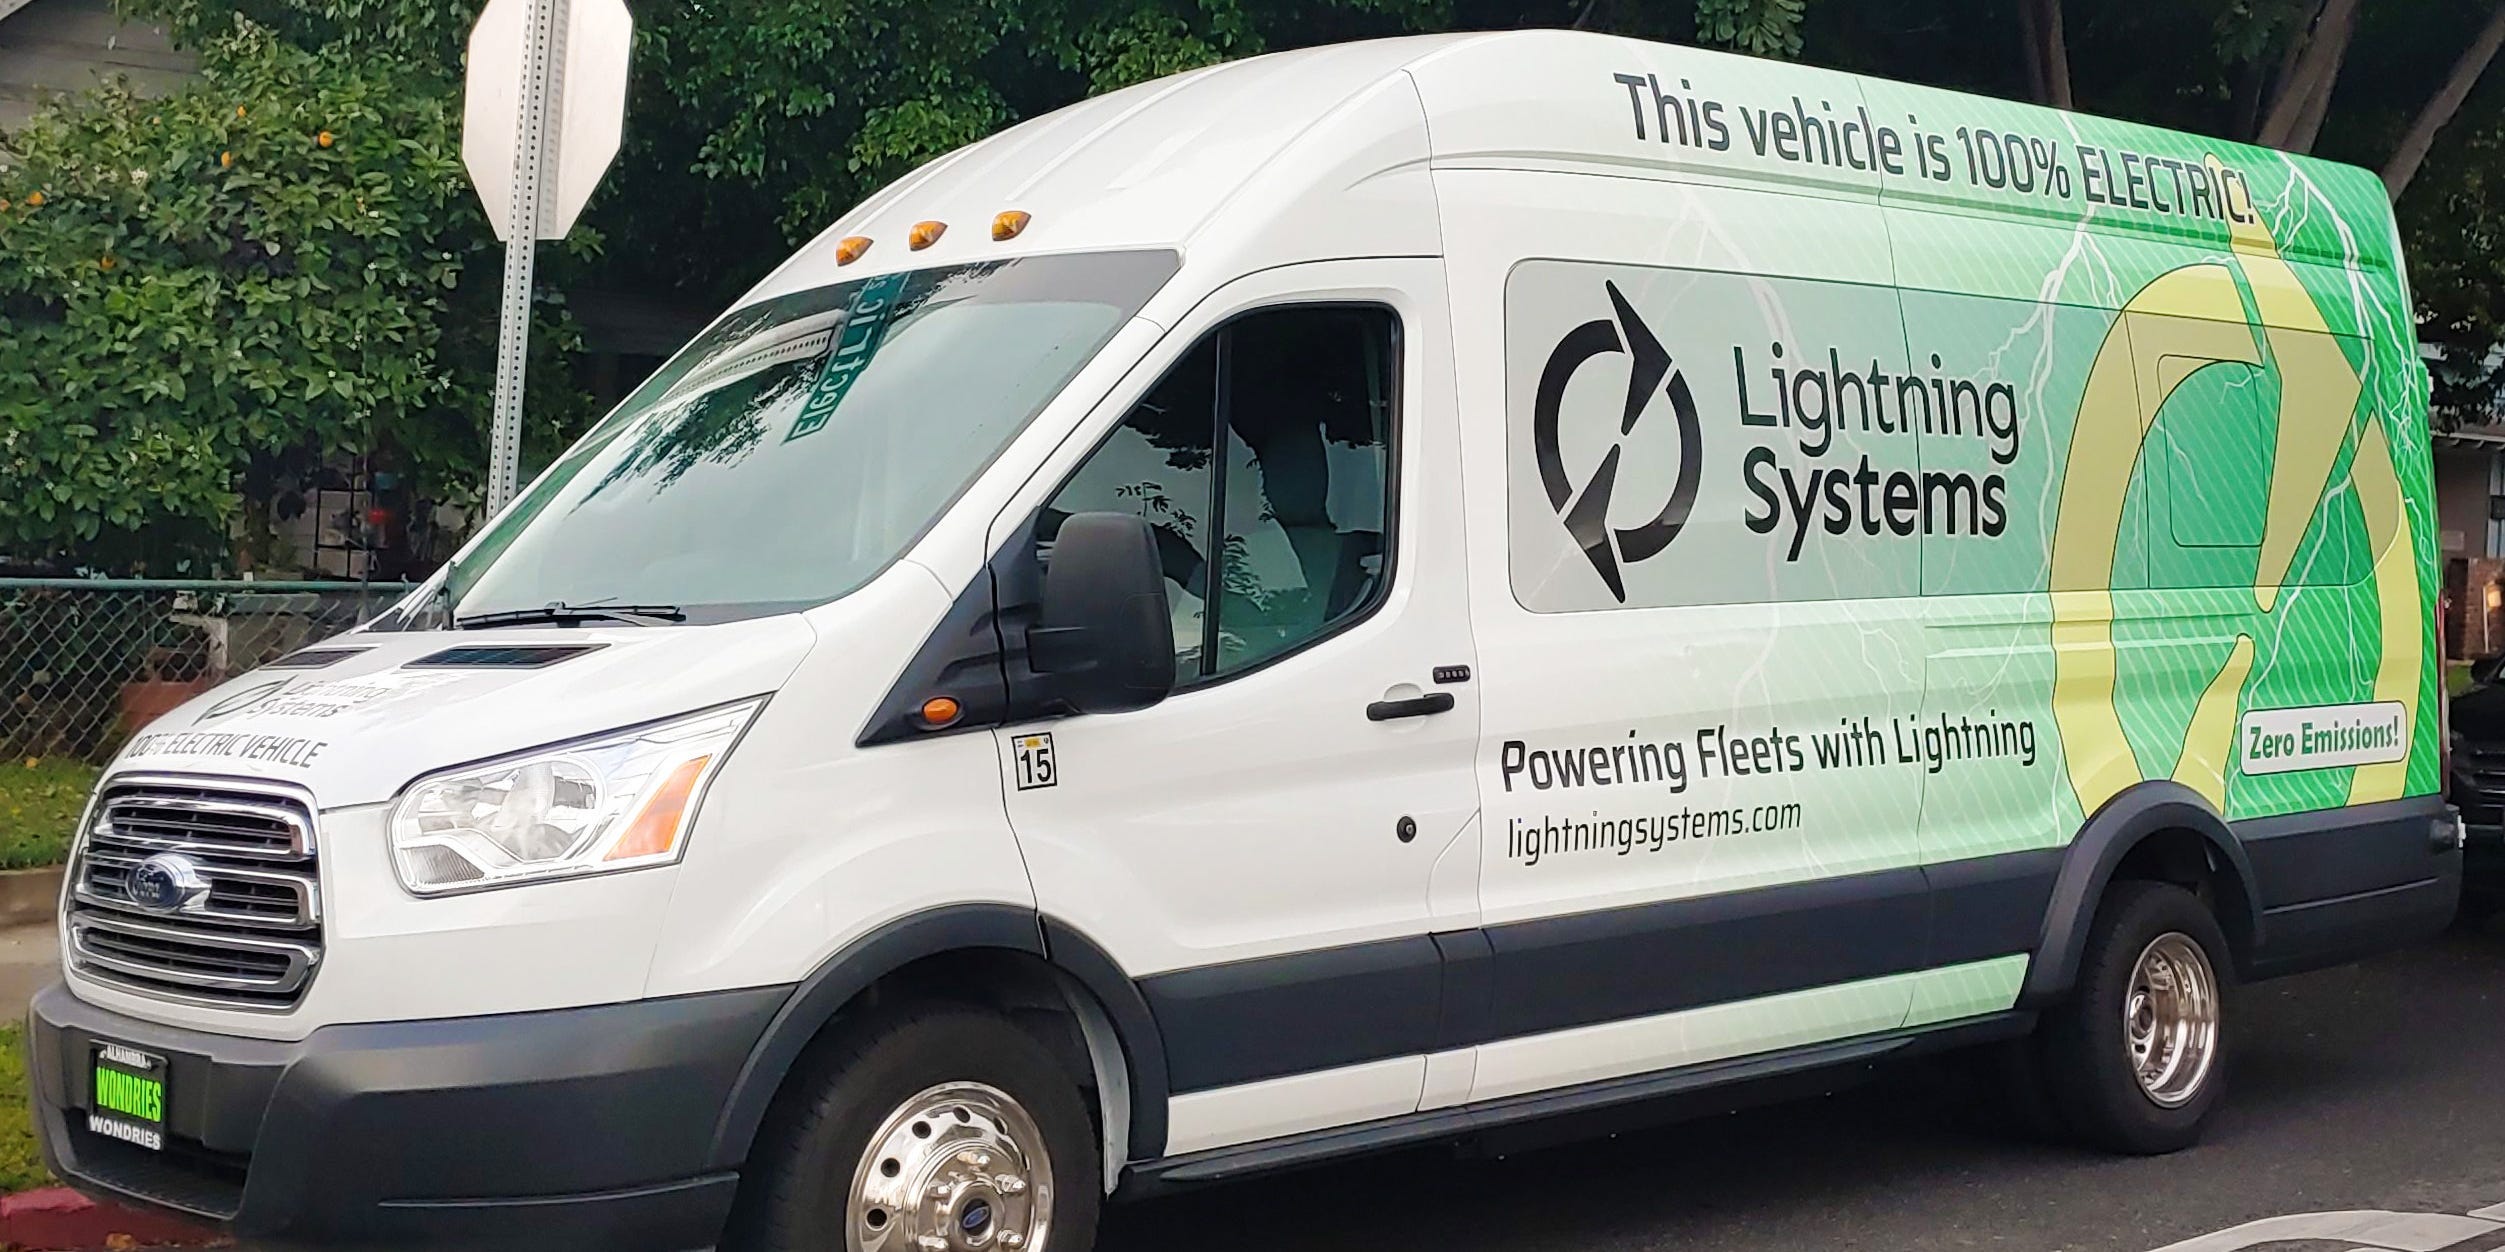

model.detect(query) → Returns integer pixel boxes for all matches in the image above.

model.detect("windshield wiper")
[456,602,687,629]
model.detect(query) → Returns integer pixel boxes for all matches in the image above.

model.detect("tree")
[2230,0,2505,203]
[0,20,586,573]
[144,0,1831,306]
[2383,1,2505,199]
[2404,118,2505,424]
[1694,0,1809,57]
[2255,0,2360,151]
[59,0,2505,524]
[134,0,1459,300]
[2016,0,2071,109]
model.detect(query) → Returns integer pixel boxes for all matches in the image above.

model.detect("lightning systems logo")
[1531,280,1703,602]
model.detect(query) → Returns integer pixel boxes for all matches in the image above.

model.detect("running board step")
[1128,1011,2031,1192]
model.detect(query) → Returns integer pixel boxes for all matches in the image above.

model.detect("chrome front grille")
[67,780,322,1010]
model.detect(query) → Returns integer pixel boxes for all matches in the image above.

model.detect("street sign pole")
[484,0,567,516]
[465,0,628,516]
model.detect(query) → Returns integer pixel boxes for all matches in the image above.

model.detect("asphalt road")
[1099,916,2505,1252]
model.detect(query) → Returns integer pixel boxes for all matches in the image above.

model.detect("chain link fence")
[0,579,418,764]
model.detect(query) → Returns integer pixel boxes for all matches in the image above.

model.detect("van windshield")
[435,250,1179,626]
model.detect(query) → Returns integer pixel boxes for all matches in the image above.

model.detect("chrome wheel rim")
[848,1081,1054,1252]
[2124,931,2220,1108]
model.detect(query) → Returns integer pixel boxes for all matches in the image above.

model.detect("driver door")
[991,260,1481,1158]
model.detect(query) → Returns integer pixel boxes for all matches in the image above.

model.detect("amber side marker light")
[920,696,963,728]
[908,220,947,250]
[992,210,1032,241]
[605,755,712,861]
[834,236,871,265]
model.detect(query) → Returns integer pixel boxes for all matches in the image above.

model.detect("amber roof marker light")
[992,210,1032,241]
[834,236,871,266]
[908,221,947,250]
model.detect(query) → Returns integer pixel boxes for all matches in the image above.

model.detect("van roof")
[751,33,1469,296]
[754,30,2395,298]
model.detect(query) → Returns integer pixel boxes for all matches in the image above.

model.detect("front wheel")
[2036,880,2232,1154]
[728,1004,1102,1252]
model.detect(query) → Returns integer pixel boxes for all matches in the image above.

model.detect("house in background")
[0,0,190,136]
[2437,427,2505,662]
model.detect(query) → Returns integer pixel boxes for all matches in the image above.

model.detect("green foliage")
[144,0,473,68]
[147,0,1450,298]
[2211,0,2318,67]
[1064,10,1240,94]
[1695,0,1807,57]
[0,21,586,572]
[23,0,2502,584]
[2406,115,2505,424]
[623,0,1291,258]
[0,758,97,870]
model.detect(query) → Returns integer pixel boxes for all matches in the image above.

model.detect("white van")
[30,29,2458,1252]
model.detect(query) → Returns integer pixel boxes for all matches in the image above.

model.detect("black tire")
[2036,880,2233,1154]
[726,1003,1102,1252]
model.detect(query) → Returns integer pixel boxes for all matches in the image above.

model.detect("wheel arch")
[2020,780,2263,1007]
[706,905,1171,1176]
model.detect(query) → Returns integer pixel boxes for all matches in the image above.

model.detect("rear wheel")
[729,1004,1102,1252]
[2036,880,2232,1154]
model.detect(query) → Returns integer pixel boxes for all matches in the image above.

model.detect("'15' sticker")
[1013,734,1058,791]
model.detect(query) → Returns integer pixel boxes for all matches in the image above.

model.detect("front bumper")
[27,981,787,1252]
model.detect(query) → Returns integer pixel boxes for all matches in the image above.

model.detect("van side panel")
[1438,143,1984,1095]
[1865,81,2452,975]
[1408,29,2442,1110]
[1405,32,2439,847]
[1857,75,2437,829]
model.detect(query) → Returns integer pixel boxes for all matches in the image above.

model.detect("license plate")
[87,1042,166,1151]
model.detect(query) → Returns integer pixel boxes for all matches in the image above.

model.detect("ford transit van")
[27,29,2458,1252]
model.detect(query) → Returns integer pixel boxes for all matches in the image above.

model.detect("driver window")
[1039,304,1398,685]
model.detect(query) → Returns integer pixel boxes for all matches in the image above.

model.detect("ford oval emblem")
[125,854,209,914]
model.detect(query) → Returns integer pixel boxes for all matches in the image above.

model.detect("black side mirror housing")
[1028,512,1176,715]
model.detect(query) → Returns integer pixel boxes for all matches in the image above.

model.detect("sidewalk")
[0,920,57,1020]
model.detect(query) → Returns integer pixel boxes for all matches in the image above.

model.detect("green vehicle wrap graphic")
[1501,59,2433,878]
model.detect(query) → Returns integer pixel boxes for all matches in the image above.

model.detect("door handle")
[1367,692,1455,721]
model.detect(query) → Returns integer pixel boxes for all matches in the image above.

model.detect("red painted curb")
[0,1187,219,1250]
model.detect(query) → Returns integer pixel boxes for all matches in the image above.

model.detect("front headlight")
[388,699,762,895]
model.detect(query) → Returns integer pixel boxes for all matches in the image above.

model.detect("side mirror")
[1027,512,1176,714]
[2475,655,2505,687]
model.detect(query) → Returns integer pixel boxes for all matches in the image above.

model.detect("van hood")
[105,616,819,808]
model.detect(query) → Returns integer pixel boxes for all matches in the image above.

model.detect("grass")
[0,759,95,870]
[2450,661,2477,697]
[0,1026,52,1193]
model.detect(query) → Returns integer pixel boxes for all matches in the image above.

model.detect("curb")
[0,867,64,930]
[0,1188,220,1250]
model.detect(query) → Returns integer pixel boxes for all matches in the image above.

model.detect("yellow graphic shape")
[2048,263,2258,813]
[2349,419,2421,804]
[2215,156,2363,615]
[2050,159,2418,817]
[2173,634,2255,809]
